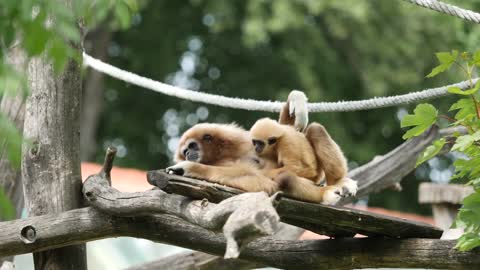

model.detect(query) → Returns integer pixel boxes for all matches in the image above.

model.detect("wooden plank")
[419,182,473,204]
[147,171,443,239]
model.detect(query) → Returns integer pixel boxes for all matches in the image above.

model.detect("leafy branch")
[401,49,480,251]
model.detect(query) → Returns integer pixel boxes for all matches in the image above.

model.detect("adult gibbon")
[168,91,357,204]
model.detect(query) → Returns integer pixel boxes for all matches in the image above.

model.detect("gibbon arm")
[167,161,278,194]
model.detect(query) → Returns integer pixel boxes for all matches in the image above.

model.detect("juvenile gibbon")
[250,118,318,180]
[168,91,357,204]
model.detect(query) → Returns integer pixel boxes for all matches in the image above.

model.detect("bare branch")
[83,154,281,258]
[0,208,477,269]
[124,251,262,270]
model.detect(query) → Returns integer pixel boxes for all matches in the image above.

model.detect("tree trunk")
[0,45,27,265]
[80,24,112,161]
[21,22,87,270]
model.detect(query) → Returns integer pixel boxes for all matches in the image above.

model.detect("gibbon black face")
[252,136,277,154]
[252,139,265,153]
[182,139,201,162]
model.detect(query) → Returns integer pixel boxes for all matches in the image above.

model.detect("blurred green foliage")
[0,0,138,218]
[94,1,480,215]
[401,49,480,251]
[2,0,480,219]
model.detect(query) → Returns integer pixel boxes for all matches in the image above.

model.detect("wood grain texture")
[419,182,473,204]
[83,149,281,258]
[148,171,442,239]
[20,9,86,269]
[0,207,477,270]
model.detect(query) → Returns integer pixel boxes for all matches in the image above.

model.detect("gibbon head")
[249,118,284,157]
[175,123,252,164]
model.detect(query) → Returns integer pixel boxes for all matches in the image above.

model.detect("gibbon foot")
[322,186,344,205]
[335,178,358,197]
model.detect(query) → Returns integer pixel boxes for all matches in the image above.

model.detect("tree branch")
[0,207,477,270]
[83,147,281,258]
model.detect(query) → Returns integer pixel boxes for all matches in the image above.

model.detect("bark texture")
[21,19,87,269]
[83,148,281,258]
[0,207,477,270]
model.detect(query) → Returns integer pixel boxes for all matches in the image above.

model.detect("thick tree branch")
[83,147,281,258]
[124,251,263,270]
[0,207,477,270]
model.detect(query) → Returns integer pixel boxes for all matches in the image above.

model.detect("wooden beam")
[148,171,442,239]
[84,147,282,258]
[0,207,477,270]
[419,183,473,204]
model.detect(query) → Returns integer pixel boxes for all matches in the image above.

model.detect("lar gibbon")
[168,91,357,204]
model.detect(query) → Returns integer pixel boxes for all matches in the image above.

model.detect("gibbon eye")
[202,134,213,142]
[252,139,264,146]
[267,137,277,145]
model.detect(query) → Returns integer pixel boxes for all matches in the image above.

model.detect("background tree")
[84,0,480,214]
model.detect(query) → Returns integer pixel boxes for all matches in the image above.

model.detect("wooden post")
[20,7,87,269]
[419,182,473,237]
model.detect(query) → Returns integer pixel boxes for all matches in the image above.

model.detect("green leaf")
[114,2,132,29]
[0,186,15,220]
[427,51,458,78]
[449,98,476,121]
[436,51,457,64]
[0,114,23,169]
[22,10,51,56]
[2,22,15,48]
[416,138,446,166]
[401,104,438,139]
[474,50,480,66]
[452,131,480,152]
[456,232,480,251]
[426,63,451,78]
[48,38,70,73]
[448,81,480,96]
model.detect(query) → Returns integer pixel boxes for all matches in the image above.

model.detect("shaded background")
[81,0,480,216]
[11,0,480,269]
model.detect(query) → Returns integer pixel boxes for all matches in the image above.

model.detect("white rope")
[83,52,477,112]
[403,0,480,23]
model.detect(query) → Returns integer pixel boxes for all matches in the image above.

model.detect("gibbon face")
[252,137,277,156]
[250,118,284,158]
[175,123,252,165]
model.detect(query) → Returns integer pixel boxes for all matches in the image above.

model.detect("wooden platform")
[147,170,443,239]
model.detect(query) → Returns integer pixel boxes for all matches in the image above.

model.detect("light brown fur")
[169,93,355,204]
[250,118,319,181]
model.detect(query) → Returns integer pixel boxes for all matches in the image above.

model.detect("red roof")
[81,162,435,240]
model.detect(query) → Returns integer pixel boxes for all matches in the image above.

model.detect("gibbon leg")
[305,123,348,186]
[167,161,278,194]
[273,171,343,205]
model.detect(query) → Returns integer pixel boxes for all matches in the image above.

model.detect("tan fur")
[250,118,319,180]
[171,95,353,204]
[174,123,279,194]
